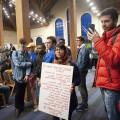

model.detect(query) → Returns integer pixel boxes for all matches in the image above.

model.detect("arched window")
[81,13,92,40]
[36,37,42,45]
[55,18,64,39]
[66,9,70,46]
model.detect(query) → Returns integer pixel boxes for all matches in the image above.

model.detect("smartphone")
[88,24,95,32]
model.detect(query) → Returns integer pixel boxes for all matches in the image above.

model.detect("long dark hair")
[54,44,71,64]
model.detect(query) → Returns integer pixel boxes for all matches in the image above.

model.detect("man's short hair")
[59,38,65,42]
[38,43,46,49]
[19,38,27,44]
[77,36,85,42]
[47,36,57,45]
[100,7,118,21]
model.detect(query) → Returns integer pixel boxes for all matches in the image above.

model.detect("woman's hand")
[38,81,41,87]
[70,84,75,93]
[37,78,41,87]
[0,83,3,86]
[24,75,29,82]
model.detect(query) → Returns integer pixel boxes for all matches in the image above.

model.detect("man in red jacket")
[88,7,120,120]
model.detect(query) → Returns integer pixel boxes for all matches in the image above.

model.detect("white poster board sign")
[38,63,73,120]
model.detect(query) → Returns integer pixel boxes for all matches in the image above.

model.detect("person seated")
[0,83,10,105]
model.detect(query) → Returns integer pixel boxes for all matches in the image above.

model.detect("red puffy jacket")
[94,25,120,91]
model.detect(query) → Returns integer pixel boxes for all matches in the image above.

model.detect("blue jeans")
[100,88,120,120]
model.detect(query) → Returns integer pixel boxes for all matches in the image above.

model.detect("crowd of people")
[0,7,120,120]
[0,45,14,105]
[0,35,90,120]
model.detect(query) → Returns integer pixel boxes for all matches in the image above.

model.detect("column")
[16,0,30,46]
[68,0,77,61]
[16,0,31,101]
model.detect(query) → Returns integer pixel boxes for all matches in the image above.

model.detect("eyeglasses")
[55,48,64,52]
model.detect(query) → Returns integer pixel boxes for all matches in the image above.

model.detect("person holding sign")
[53,44,80,120]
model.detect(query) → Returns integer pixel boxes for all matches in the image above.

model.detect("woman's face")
[55,47,65,59]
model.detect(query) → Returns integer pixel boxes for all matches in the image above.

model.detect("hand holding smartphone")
[88,24,95,33]
[87,24,100,42]
[87,24,95,41]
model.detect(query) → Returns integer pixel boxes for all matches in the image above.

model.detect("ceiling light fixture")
[91,6,97,11]
[4,0,47,25]
[42,18,46,23]
[6,15,10,18]
[37,20,40,23]
[86,0,91,3]
[86,0,100,17]
[30,11,34,15]
[89,2,94,7]
[93,10,99,14]
[35,14,38,18]
[32,18,35,21]
[9,3,13,8]
[97,13,100,16]
[2,7,5,10]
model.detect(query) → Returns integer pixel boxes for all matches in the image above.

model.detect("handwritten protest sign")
[38,63,73,120]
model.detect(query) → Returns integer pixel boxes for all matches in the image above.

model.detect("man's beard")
[103,25,115,31]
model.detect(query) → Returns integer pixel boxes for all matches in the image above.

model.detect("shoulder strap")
[106,34,118,82]
[106,64,112,82]
[112,34,118,45]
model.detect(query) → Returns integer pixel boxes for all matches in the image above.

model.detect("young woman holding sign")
[53,44,80,120]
